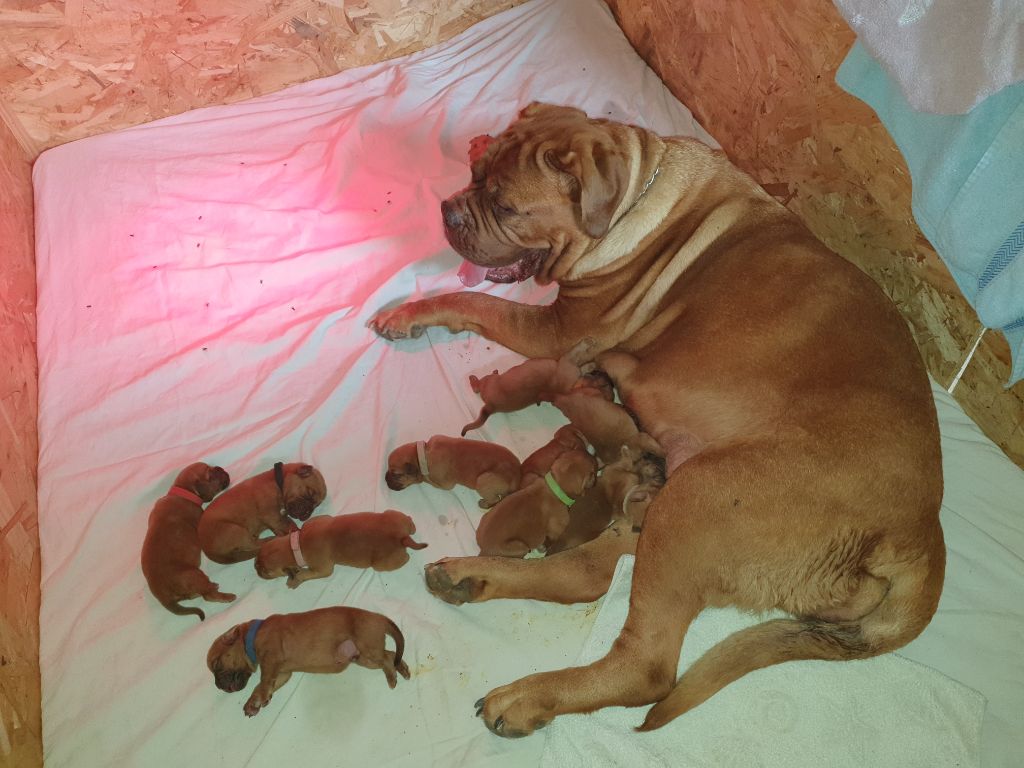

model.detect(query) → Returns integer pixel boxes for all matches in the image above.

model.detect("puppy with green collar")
[207,606,409,717]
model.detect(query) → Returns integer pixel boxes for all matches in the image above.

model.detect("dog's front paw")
[243,696,265,717]
[368,304,427,341]
[424,559,485,605]
[286,576,301,589]
[476,676,556,739]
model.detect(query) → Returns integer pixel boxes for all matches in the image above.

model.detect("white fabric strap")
[289,529,308,569]
[416,440,430,481]
[621,484,641,518]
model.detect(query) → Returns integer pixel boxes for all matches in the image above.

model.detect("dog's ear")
[219,625,241,645]
[297,464,314,478]
[547,138,628,239]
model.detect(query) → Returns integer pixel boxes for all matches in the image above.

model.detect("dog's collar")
[244,619,263,668]
[168,486,204,506]
[416,441,430,481]
[544,472,576,507]
[289,529,308,569]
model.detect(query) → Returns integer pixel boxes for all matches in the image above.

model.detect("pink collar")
[289,529,308,569]
[168,486,204,506]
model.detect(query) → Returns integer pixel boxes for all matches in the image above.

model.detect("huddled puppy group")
[141,342,664,718]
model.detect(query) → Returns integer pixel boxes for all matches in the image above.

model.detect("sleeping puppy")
[254,510,428,587]
[546,447,667,554]
[520,425,589,484]
[552,391,663,466]
[207,606,410,717]
[386,435,521,509]
[460,339,609,435]
[198,462,327,564]
[141,462,233,621]
[475,448,597,557]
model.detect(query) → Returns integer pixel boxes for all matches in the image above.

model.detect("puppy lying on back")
[386,435,521,508]
[141,462,233,621]
[207,606,410,717]
[255,510,427,588]
[198,462,327,564]
[475,448,597,558]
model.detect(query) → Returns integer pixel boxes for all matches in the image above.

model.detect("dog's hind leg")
[425,520,638,605]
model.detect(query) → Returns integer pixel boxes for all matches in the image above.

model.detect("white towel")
[540,555,985,768]
[832,0,1024,114]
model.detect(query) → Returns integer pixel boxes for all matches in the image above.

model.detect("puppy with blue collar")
[206,606,410,717]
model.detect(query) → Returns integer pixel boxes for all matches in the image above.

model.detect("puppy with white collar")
[254,510,427,588]
[385,435,521,509]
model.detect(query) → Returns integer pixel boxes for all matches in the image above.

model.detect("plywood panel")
[0,0,522,155]
[0,113,41,768]
[605,0,1024,469]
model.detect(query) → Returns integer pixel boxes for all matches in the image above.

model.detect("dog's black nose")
[441,199,461,229]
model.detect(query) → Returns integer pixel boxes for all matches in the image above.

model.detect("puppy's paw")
[476,677,555,739]
[367,305,426,341]
[286,576,301,589]
[243,697,264,717]
[424,559,484,605]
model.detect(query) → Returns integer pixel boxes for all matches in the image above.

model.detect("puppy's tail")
[400,536,428,550]
[639,547,944,731]
[460,407,491,437]
[161,599,205,621]
[384,618,405,669]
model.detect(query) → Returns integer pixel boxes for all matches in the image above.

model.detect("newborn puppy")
[386,435,521,509]
[520,425,589,484]
[198,462,327,564]
[255,510,428,587]
[552,391,663,465]
[475,449,597,558]
[207,606,410,717]
[141,462,233,621]
[546,448,667,554]
[461,356,581,435]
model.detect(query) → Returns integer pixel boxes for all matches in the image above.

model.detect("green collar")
[544,471,576,507]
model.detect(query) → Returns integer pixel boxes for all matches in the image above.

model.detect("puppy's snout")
[441,199,462,229]
[212,466,230,488]
[385,471,405,491]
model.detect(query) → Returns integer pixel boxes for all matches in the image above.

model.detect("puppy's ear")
[548,138,628,239]
[220,625,241,645]
[297,464,314,478]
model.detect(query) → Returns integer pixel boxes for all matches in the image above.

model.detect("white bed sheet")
[33,1,713,766]
[33,0,1024,766]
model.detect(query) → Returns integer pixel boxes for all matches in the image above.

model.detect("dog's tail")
[400,536,428,550]
[161,598,205,622]
[639,546,944,731]
[460,406,491,437]
[384,618,405,669]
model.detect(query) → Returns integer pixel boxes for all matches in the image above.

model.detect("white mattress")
[32,0,1024,765]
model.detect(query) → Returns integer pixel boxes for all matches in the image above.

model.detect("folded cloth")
[540,554,985,768]
[832,0,1024,114]
[838,42,1024,385]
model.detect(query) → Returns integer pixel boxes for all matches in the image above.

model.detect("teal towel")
[837,42,1024,385]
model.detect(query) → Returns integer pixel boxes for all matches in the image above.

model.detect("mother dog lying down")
[370,102,944,737]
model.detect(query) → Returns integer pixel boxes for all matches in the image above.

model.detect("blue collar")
[244,619,263,667]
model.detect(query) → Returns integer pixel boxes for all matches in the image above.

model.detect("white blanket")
[33,1,712,766]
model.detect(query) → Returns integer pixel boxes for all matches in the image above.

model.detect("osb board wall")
[605,0,1024,468]
[0,117,41,768]
[0,0,522,155]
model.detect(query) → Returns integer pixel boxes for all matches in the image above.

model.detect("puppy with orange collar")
[141,461,233,621]
[475,448,597,557]
[254,510,427,588]
[207,606,410,717]
[386,435,521,509]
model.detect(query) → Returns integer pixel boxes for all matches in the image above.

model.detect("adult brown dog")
[207,606,409,717]
[198,462,327,564]
[369,103,944,737]
[254,510,428,587]
[141,462,233,621]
